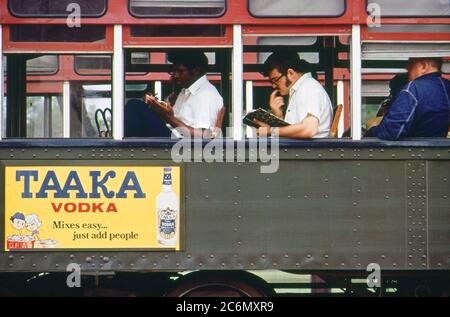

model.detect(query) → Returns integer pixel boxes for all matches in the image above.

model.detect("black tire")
[165,271,273,297]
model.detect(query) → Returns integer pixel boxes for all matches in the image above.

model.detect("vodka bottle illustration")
[156,167,179,246]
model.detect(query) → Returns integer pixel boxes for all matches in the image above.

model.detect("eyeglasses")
[269,74,285,85]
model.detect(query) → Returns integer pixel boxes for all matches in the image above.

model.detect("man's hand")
[253,119,271,136]
[269,90,285,118]
[144,94,174,119]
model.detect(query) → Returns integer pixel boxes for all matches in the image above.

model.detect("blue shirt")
[366,72,450,140]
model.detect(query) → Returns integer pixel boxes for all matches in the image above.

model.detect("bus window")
[27,56,58,76]
[130,25,225,37]
[360,42,450,137]
[243,35,348,138]
[9,25,107,43]
[3,54,112,139]
[26,96,63,138]
[367,0,450,17]
[367,25,450,34]
[129,0,226,17]
[8,0,107,17]
[362,80,392,129]
[362,43,450,60]
[257,37,320,65]
[75,56,112,76]
[124,48,230,138]
[248,0,345,17]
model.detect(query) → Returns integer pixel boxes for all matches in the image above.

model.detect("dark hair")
[389,73,409,98]
[262,49,315,77]
[168,50,209,74]
[429,57,443,71]
[10,212,25,222]
[409,57,443,71]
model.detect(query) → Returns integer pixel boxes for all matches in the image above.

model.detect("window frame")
[3,25,114,54]
[365,0,450,18]
[247,0,347,18]
[74,55,112,77]
[27,55,60,76]
[7,0,108,18]
[128,0,227,19]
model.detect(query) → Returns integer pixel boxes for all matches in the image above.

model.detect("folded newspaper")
[243,108,290,128]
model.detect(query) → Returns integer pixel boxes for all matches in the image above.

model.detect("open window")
[361,43,450,137]
[242,30,350,138]
[2,54,112,138]
[123,48,231,137]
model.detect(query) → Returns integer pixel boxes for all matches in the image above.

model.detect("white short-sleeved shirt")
[284,73,333,138]
[173,75,223,130]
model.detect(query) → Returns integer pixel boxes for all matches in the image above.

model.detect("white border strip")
[155,81,162,100]
[113,25,125,140]
[337,80,345,138]
[0,25,3,140]
[245,80,254,138]
[351,25,362,141]
[63,81,71,138]
[232,25,244,141]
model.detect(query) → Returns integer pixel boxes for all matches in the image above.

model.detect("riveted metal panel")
[0,141,449,273]
[428,161,450,269]
[406,161,428,269]
[181,160,406,270]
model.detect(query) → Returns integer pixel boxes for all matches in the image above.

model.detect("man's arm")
[365,88,417,140]
[145,94,205,137]
[257,114,319,138]
[164,114,206,137]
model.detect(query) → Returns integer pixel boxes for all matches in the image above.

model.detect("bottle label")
[162,173,172,186]
[157,207,177,240]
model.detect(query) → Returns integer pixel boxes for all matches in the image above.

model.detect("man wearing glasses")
[255,50,333,139]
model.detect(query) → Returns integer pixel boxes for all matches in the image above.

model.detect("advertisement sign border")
[1,160,185,252]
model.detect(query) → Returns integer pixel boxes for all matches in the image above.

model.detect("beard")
[285,77,292,88]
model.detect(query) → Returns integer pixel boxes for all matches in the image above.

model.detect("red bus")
[0,0,449,297]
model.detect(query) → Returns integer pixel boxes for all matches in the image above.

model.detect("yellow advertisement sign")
[4,164,181,251]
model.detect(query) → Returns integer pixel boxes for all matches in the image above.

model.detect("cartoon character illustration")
[25,214,42,240]
[9,212,26,235]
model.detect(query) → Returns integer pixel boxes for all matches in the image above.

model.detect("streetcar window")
[367,25,450,34]
[10,25,106,43]
[130,25,225,37]
[167,52,216,65]
[124,48,229,138]
[75,56,112,76]
[26,96,63,138]
[248,0,346,17]
[3,54,112,139]
[8,0,107,18]
[362,80,390,128]
[129,0,226,17]
[131,52,151,65]
[367,0,450,17]
[362,43,450,60]
[27,56,58,75]
[256,37,319,65]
